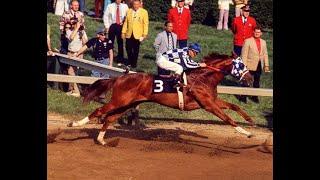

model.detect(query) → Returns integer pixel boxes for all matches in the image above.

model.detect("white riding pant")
[156,55,183,75]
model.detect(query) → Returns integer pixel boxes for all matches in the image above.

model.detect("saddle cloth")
[152,73,187,110]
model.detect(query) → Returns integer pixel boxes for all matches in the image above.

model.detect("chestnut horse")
[68,53,255,145]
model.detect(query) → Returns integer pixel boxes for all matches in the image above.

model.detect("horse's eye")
[239,63,244,69]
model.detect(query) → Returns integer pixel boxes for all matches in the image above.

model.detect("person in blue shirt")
[74,28,114,78]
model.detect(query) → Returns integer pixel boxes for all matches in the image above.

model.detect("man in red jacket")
[232,5,256,103]
[167,0,191,48]
[232,5,256,57]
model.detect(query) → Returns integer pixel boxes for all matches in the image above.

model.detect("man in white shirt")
[103,0,128,64]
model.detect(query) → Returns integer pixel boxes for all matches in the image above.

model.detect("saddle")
[153,72,187,110]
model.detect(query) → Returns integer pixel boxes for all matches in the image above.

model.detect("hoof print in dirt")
[247,134,254,138]
[47,129,62,144]
[107,138,120,147]
[67,122,73,127]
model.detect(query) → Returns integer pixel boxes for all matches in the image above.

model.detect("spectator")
[79,0,86,13]
[124,0,133,8]
[168,0,191,48]
[171,0,194,9]
[153,21,178,75]
[156,43,206,88]
[47,24,54,56]
[55,0,69,16]
[75,28,114,78]
[103,0,112,12]
[59,0,85,53]
[47,24,55,86]
[217,0,233,30]
[66,20,88,97]
[241,26,270,103]
[231,5,256,103]
[95,0,104,18]
[103,0,128,65]
[125,0,143,8]
[121,0,149,69]
[47,0,57,13]
[233,0,248,17]
[59,26,70,55]
[231,4,256,57]
[154,21,178,57]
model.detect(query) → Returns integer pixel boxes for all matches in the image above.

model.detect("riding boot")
[173,74,183,88]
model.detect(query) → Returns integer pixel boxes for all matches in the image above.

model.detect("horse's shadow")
[138,116,268,128]
[57,125,262,153]
[60,127,209,146]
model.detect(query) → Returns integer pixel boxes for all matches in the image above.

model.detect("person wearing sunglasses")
[156,43,207,88]
[74,28,114,79]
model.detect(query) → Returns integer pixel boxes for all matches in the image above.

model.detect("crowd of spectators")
[47,0,271,103]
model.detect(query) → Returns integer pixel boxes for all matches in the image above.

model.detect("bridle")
[205,57,249,81]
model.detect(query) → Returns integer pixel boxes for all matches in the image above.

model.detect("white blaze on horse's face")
[231,57,249,81]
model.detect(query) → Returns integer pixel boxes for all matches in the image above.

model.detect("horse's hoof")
[97,139,107,146]
[98,142,107,146]
[251,124,257,128]
[67,122,73,127]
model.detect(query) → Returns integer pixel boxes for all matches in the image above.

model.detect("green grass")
[47,13,273,127]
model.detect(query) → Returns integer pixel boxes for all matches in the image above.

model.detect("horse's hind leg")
[68,102,118,127]
[215,98,255,126]
[96,108,133,145]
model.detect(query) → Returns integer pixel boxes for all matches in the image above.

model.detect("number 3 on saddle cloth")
[153,67,187,93]
[152,75,177,93]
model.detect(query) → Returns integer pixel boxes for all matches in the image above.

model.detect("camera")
[79,25,84,31]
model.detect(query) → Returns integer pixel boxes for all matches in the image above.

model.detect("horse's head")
[230,57,253,87]
[202,53,253,87]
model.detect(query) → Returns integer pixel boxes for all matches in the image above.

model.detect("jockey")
[156,43,207,87]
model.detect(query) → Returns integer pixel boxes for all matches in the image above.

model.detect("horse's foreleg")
[190,89,253,137]
[201,99,238,127]
[215,98,255,126]
[204,102,253,137]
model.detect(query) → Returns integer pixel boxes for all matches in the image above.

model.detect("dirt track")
[48,113,273,180]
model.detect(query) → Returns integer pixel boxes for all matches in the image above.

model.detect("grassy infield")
[47,7,273,127]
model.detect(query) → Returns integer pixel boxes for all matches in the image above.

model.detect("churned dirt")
[47,112,273,180]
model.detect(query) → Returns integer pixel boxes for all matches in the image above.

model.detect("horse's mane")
[202,52,232,62]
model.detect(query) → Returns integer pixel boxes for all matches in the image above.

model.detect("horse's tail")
[83,78,116,104]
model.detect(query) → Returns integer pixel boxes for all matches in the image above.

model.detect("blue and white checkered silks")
[162,47,200,70]
[231,57,249,81]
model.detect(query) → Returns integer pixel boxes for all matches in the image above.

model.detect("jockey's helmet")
[189,43,201,53]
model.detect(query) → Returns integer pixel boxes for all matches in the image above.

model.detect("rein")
[205,64,248,81]
[206,65,228,75]
[206,65,222,72]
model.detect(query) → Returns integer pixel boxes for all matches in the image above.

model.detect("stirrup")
[173,81,183,88]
